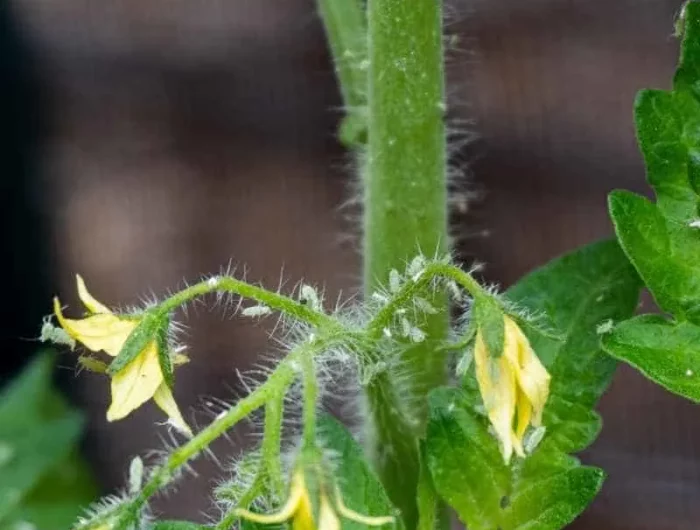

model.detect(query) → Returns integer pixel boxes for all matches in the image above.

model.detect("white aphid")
[596,319,614,335]
[372,292,389,305]
[128,456,144,494]
[456,350,473,376]
[407,255,426,278]
[389,269,402,293]
[524,426,547,454]
[241,305,272,318]
[414,296,438,314]
[300,284,322,311]
[409,326,426,343]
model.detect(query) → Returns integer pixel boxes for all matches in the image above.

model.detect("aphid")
[39,316,76,349]
[241,305,272,318]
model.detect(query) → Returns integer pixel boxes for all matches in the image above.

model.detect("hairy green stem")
[115,364,296,528]
[365,0,449,490]
[301,346,319,448]
[318,0,450,521]
[367,261,483,338]
[158,276,338,330]
[261,395,285,497]
[112,332,350,529]
[216,478,265,530]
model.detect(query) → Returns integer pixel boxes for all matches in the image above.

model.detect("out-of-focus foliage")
[0,352,97,529]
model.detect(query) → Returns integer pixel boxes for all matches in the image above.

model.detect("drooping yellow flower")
[474,315,550,463]
[54,275,191,436]
[236,469,315,530]
[235,469,394,530]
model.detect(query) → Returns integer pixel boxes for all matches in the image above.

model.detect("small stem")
[315,0,368,146]
[261,395,285,498]
[367,261,484,339]
[158,276,339,330]
[216,477,266,530]
[301,345,319,448]
[115,363,296,528]
[113,332,351,529]
[216,396,285,530]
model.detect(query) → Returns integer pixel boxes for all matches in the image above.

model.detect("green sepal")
[473,295,505,358]
[156,314,175,389]
[107,310,166,375]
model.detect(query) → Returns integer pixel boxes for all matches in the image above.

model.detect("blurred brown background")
[1,0,696,528]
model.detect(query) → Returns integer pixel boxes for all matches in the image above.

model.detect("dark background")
[1,0,696,528]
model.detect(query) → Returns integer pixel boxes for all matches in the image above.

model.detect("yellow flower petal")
[506,317,550,425]
[236,469,310,525]
[475,330,518,462]
[318,495,341,530]
[107,342,163,421]
[153,383,192,437]
[512,390,531,457]
[292,489,315,530]
[76,274,112,314]
[335,488,394,526]
[54,298,137,357]
[474,315,552,462]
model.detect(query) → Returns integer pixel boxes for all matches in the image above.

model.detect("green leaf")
[0,353,97,527]
[425,388,603,530]
[602,315,700,402]
[0,413,83,519]
[603,0,700,406]
[607,2,700,324]
[609,190,700,323]
[0,353,65,429]
[633,2,700,221]
[437,241,639,529]
[5,451,97,528]
[541,396,601,455]
[674,1,700,102]
[416,442,438,530]
[473,295,505,357]
[107,311,165,375]
[634,89,700,221]
[506,239,641,407]
[318,415,400,530]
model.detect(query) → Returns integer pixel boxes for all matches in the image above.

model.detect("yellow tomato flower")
[235,469,394,530]
[54,275,192,436]
[474,315,550,463]
[236,469,315,530]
